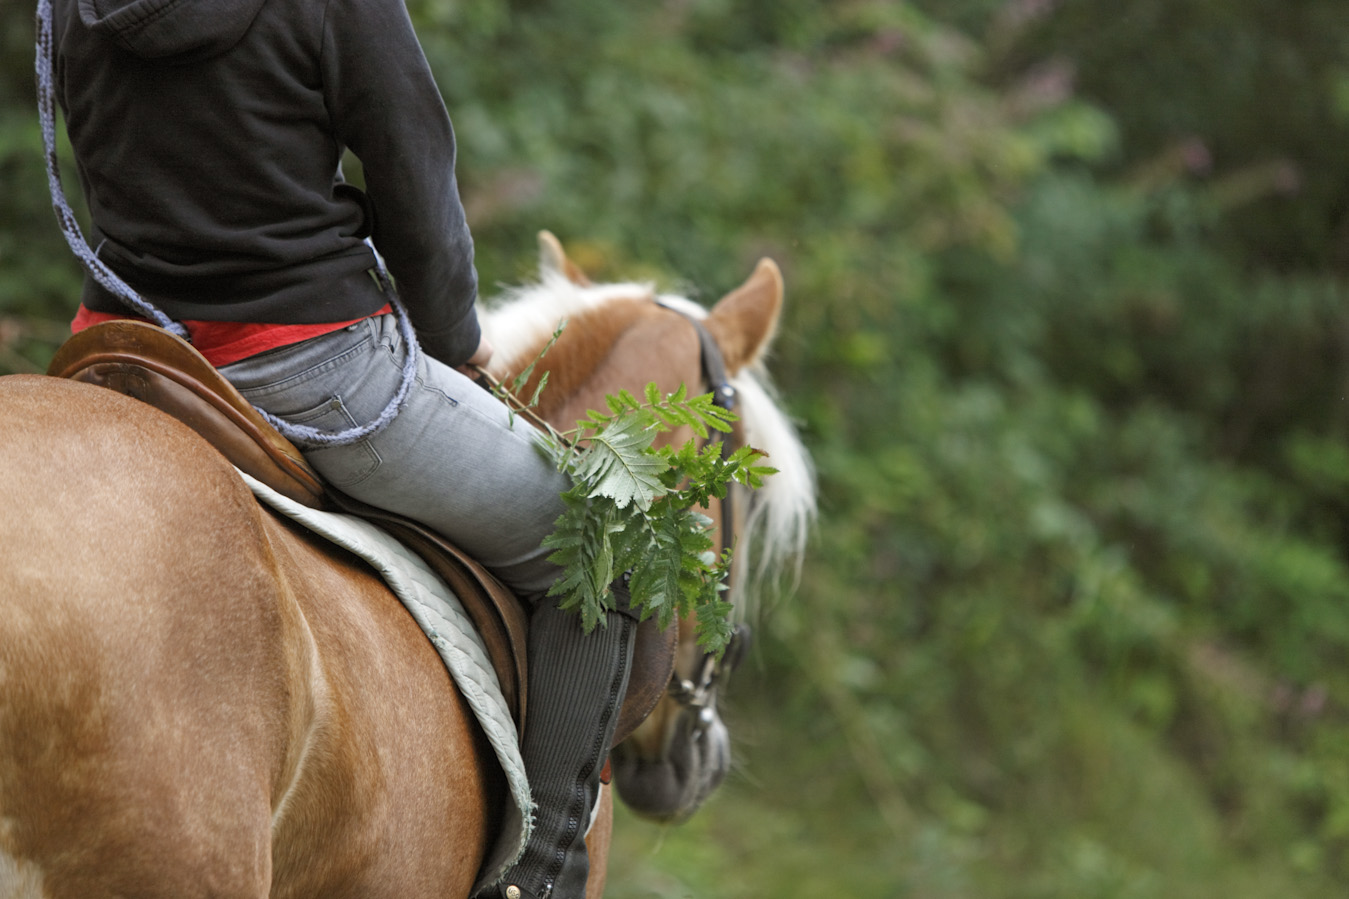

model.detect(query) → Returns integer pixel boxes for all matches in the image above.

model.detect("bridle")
[659,305,753,732]
[478,300,755,732]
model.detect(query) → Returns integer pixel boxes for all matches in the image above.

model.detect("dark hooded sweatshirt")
[51,0,481,366]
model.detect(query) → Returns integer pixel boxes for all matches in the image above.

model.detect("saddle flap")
[615,613,679,746]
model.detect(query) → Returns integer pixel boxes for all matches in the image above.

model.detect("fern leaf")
[572,413,667,510]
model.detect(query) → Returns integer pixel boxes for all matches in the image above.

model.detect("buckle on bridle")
[667,622,753,731]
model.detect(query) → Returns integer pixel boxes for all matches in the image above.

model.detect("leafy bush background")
[5,1,1349,895]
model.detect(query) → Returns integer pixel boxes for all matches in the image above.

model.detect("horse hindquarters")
[0,376,497,898]
[0,376,308,898]
[259,513,498,899]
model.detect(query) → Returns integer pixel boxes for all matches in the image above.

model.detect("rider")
[50,0,627,895]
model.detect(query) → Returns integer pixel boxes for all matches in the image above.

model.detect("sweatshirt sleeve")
[319,0,481,366]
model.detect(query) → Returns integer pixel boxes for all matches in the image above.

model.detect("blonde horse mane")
[481,270,816,616]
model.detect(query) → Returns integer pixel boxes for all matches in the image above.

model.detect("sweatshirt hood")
[78,0,267,61]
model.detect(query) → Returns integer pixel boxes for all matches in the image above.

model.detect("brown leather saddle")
[47,319,675,744]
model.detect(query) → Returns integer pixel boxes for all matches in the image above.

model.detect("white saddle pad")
[237,471,531,889]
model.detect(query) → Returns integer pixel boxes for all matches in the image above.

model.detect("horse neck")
[482,277,817,608]
[483,285,698,430]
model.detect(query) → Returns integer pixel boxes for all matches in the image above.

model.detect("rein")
[34,0,183,339]
[33,0,418,450]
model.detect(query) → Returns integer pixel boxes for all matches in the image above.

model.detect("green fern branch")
[488,353,773,653]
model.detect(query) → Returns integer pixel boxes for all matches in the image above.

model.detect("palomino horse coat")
[0,234,814,899]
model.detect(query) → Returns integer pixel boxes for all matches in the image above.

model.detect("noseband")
[660,304,753,731]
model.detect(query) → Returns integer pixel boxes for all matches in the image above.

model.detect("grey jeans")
[219,313,569,601]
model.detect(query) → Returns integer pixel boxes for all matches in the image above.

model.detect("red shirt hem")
[70,304,393,368]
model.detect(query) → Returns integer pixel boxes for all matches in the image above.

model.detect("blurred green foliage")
[5,0,1349,895]
[0,0,83,371]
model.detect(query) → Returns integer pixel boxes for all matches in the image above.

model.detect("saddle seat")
[47,319,675,745]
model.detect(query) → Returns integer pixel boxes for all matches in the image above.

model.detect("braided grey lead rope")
[34,0,420,448]
[34,0,185,339]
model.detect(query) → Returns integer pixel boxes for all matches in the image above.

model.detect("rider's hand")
[457,335,494,377]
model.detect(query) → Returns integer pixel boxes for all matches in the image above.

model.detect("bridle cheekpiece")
[659,303,752,729]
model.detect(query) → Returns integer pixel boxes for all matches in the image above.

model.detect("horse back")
[0,376,494,898]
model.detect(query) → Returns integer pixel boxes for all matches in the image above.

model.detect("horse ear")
[704,258,784,374]
[538,230,592,286]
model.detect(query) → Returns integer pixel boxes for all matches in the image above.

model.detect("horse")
[0,233,815,899]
